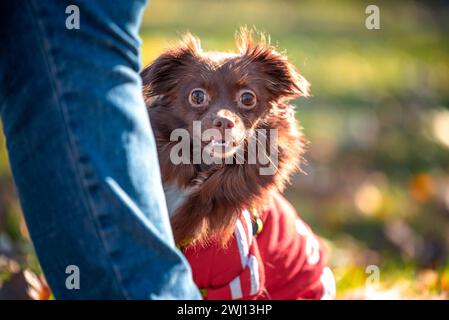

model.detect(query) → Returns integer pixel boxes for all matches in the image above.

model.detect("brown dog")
[142,30,335,299]
[142,29,308,245]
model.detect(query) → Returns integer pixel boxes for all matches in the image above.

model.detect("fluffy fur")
[142,29,309,246]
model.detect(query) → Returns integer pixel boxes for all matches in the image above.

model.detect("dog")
[142,29,335,300]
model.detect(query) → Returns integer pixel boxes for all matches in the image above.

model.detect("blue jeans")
[0,0,200,299]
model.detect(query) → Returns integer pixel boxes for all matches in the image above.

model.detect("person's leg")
[0,0,200,299]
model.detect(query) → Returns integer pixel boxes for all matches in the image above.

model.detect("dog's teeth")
[210,140,229,147]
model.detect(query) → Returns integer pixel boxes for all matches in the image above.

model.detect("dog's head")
[142,29,309,161]
[142,29,309,245]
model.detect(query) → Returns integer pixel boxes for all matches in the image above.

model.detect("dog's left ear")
[141,33,202,104]
[237,29,310,101]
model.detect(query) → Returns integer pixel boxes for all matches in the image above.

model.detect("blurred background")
[1,0,448,299]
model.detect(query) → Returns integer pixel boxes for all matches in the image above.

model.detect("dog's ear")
[141,33,202,103]
[236,28,309,101]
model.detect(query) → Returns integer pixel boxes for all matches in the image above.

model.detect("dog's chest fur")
[163,183,191,218]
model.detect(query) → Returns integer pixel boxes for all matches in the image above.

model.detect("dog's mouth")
[210,138,228,147]
[203,137,244,158]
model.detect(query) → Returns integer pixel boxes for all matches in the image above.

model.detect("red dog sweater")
[183,192,336,300]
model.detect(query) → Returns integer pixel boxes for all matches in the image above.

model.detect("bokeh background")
[1,0,449,299]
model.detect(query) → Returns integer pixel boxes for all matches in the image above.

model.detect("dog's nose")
[213,117,235,129]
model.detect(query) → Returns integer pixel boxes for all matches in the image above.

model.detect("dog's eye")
[189,88,208,107]
[238,90,257,109]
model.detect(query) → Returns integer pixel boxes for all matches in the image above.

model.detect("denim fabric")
[0,0,200,299]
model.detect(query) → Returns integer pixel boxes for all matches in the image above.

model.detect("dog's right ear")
[141,33,202,103]
[236,27,310,101]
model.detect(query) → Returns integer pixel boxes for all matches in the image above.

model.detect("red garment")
[184,192,336,300]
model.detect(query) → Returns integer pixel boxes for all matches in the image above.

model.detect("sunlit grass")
[141,0,449,106]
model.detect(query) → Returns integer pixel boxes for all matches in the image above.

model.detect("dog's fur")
[142,29,309,246]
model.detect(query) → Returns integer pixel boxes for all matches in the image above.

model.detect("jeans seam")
[27,0,131,299]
